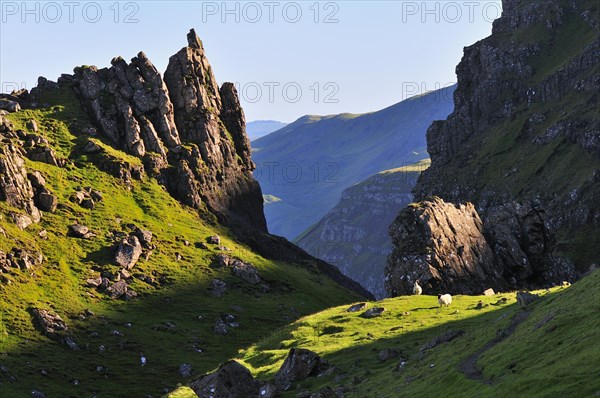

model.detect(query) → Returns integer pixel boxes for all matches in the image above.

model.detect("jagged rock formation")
[0,143,41,227]
[386,0,598,296]
[298,163,426,298]
[71,29,266,231]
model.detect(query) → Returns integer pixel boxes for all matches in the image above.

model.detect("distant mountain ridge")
[252,85,456,239]
[247,120,288,141]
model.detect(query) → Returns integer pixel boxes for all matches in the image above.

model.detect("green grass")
[188,270,600,397]
[0,94,362,397]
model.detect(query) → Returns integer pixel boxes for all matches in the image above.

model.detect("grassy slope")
[252,86,455,239]
[227,270,600,397]
[0,88,361,397]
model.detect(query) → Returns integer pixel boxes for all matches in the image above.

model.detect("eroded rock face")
[71,29,266,232]
[0,143,41,226]
[386,197,576,296]
[387,0,597,295]
[386,198,500,296]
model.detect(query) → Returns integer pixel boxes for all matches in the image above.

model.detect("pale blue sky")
[0,1,501,122]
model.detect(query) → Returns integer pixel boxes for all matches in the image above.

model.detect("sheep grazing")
[413,280,422,295]
[438,294,452,307]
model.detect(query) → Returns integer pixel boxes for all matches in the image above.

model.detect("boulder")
[106,280,128,299]
[231,259,261,285]
[207,235,221,245]
[190,360,260,398]
[37,191,58,213]
[516,291,539,308]
[31,308,68,340]
[360,307,386,319]
[209,278,227,297]
[179,363,193,378]
[115,235,142,269]
[346,303,367,312]
[69,224,95,239]
[483,288,495,296]
[0,99,20,113]
[26,119,39,132]
[274,348,330,391]
[377,348,400,363]
[132,228,153,249]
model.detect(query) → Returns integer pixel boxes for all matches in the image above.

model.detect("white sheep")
[413,280,422,295]
[438,294,452,307]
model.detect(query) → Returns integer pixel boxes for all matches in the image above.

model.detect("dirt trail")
[460,310,531,384]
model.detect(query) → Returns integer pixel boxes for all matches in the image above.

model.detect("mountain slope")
[252,86,455,239]
[206,270,599,397]
[247,120,288,141]
[0,33,366,397]
[386,0,600,296]
[296,160,429,299]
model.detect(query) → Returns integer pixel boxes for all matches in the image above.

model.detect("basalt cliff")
[386,0,599,296]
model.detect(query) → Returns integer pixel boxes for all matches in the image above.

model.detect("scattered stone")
[106,280,128,299]
[30,389,46,398]
[179,363,193,378]
[231,259,261,285]
[378,348,400,363]
[346,303,367,312]
[26,119,39,132]
[190,360,259,398]
[195,242,209,250]
[70,224,95,239]
[115,235,142,269]
[213,318,229,335]
[360,307,386,319]
[209,278,227,297]
[420,330,465,352]
[123,289,138,301]
[12,213,33,229]
[80,198,95,209]
[0,99,21,113]
[274,348,330,391]
[86,275,103,288]
[207,235,221,244]
[132,228,153,249]
[37,191,58,213]
[213,254,232,268]
[82,139,103,154]
[119,268,132,280]
[27,171,46,189]
[483,288,495,296]
[516,291,539,308]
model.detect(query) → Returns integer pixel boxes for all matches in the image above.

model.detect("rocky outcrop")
[0,143,41,227]
[70,29,266,231]
[273,348,330,391]
[386,197,576,295]
[190,360,260,398]
[386,0,599,296]
[297,163,425,298]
